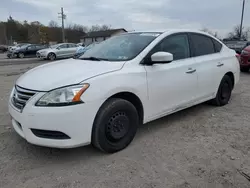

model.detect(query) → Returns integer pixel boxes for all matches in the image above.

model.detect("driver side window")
[60,44,68,49]
[149,34,190,61]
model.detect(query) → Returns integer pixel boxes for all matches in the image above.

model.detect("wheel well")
[225,72,235,88]
[109,92,144,124]
[47,52,56,58]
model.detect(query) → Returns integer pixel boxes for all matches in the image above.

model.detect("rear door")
[188,33,224,100]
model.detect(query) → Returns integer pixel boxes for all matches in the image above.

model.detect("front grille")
[31,129,71,140]
[11,85,37,111]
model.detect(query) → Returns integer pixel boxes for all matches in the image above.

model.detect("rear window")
[212,39,222,52]
[190,33,215,56]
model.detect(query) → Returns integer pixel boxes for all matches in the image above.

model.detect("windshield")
[85,43,98,50]
[80,33,161,61]
[20,44,30,49]
[50,44,60,48]
[16,44,28,47]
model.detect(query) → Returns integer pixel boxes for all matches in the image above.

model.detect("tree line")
[201,25,250,41]
[0,16,111,45]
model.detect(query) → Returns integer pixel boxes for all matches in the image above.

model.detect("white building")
[81,28,127,45]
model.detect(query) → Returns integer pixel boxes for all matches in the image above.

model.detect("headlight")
[241,50,250,55]
[36,84,89,107]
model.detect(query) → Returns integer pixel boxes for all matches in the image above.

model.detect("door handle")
[217,62,224,67]
[186,68,196,74]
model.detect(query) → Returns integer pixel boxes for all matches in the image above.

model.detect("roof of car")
[128,29,210,35]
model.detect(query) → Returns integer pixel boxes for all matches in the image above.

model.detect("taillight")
[236,54,240,63]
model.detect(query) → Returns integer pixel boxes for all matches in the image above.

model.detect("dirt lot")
[0,63,250,188]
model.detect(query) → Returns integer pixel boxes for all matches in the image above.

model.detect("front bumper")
[240,55,250,67]
[36,52,47,59]
[7,51,17,58]
[8,91,103,148]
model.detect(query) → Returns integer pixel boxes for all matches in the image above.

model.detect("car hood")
[16,58,125,91]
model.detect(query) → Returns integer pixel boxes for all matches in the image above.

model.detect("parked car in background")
[8,43,30,52]
[239,45,250,72]
[7,44,48,58]
[9,30,239,153]
[77,43,85,47]
[0,45,8,53]
[37,43,78,60]
[223,40,250,54]
[73,42,100,59]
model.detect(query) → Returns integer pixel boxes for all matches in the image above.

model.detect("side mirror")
[57,47,60,50]
[151,52,173,64]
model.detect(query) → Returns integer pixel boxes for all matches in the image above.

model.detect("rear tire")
[240,66,250,72]
[92,98,139,153]
[210,75,233,106]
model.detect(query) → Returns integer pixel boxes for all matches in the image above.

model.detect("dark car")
[8,44,49,58]
[223,40,250,54]
[239,45,250,72]
[0,45,8,53]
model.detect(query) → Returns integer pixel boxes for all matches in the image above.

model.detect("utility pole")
[239,0,245,39]
[58,7,66,42]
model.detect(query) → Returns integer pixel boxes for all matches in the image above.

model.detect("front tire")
[47,53,56,61]
[210,75,233,106]
[92,98,139,153]
[240,66,250,72]
[18,53,24,58]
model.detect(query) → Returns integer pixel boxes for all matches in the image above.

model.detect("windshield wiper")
[80,56,102,61]
[79,56,109,61]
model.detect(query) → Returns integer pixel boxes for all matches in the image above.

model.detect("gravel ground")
[0,63,250,188]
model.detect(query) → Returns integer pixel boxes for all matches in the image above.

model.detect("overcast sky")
[1,0,250,37]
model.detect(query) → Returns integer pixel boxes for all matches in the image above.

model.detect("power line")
[58,7,66,42]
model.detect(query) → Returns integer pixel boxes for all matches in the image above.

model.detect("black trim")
[35,101,83,107]
[31,129,70,140]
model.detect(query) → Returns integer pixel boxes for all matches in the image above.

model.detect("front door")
[57,44,69,58]
[68,44,78,56]
[144,33,198,119]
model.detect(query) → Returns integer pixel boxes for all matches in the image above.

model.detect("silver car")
[36,43,78,60]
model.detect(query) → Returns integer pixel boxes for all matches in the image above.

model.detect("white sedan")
[9,29,240,153]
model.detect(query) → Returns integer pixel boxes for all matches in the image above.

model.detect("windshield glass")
[16,44,28,47]
[50,44,60,48]
[80,33,161,61]
[19,44,30,49]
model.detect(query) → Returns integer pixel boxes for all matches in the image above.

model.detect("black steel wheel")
[210,75,233,106]
[92,98,139,153]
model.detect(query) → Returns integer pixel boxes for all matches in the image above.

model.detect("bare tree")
[227,25,250,40]
[88,24,111,32]
[48,20,58,28]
